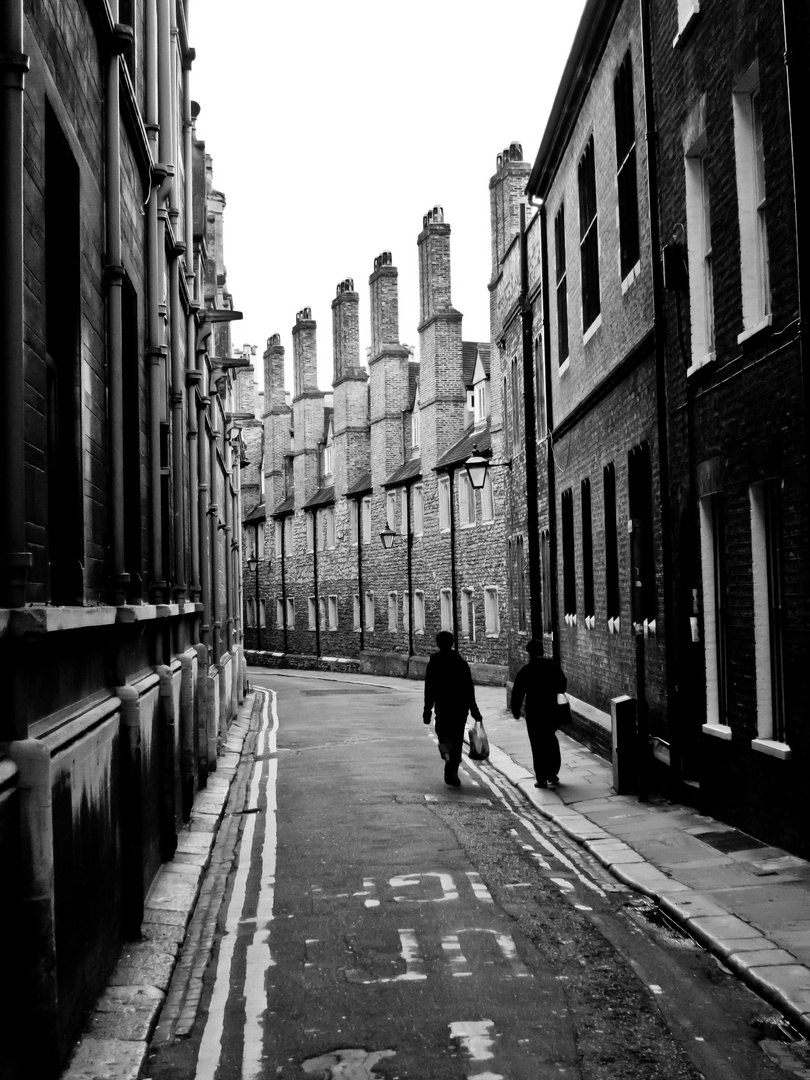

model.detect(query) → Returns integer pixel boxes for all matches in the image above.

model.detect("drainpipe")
[224,461,234,651]
[406,482,414,660]
[519,203,543,636]
[184,83,200,604]
[354,496,364,653]
[280,514,289,655]
[448,469,459,650]
[209,410,222,662]
[197,361,211,654]
[311,511,321,659]
[106,17,132,605]
[0,3,31,608]
[537,201,561,662]
[641,0,675,799]
[781,0,810,517]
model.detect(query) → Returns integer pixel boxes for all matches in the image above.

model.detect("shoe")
[534,780,548,788]
[548,775,560,784]
[444,762,461,786]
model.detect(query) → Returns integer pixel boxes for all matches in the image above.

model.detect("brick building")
[651,0,809,852]
[242,211,510,682]
[495,0,809,854]
[0,2,247,1073]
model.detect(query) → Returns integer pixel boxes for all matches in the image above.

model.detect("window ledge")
[673,2,700,48]
[583,314,602,346]
[687,351,716,376]
[8,604,119,637]
[620,261,642,294]
[751,737,792,761]
[702,722,732,741]
[558,358,570,377]
[737,315,772,345]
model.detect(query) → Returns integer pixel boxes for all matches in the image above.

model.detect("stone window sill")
[751,737,791,761]
[702,722,732,741]
[737,315,772,346]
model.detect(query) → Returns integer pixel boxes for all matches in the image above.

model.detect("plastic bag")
[468,719,490,761]
[555,692,572,730]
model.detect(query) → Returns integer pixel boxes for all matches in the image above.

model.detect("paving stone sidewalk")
[473,683,810,1040]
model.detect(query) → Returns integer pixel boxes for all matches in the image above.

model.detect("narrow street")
[144,672,801,1080]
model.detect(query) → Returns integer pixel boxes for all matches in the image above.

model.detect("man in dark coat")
[423,631,482,786]
[511,639,567,788]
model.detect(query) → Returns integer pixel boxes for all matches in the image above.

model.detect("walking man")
[511,639,567,788]
[423,631,482,786]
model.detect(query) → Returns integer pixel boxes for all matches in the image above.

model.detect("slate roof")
[273,495,295,516]
[242,502,266,525]
[346,470,372,496]
[435,421,492,471]
[383,457,423,488]
[303,484,335,509]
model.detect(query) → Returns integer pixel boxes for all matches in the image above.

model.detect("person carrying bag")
[468,718,490,761]
[510,639,568,788]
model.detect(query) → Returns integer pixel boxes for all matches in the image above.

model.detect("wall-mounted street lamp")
[247,556,258,572]
[379,523,397,550]
[464,445,512,491]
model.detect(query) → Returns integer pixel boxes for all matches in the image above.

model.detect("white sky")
[190,0,587,391]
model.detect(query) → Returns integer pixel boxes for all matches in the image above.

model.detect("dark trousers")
[527,723,561,782]
[435,711,467,771]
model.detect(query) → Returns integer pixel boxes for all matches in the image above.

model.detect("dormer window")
[470,350,490,425]
[411,387,421,449]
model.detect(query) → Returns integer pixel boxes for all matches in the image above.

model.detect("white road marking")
[650,984,664,995]
[466,871,494,903]
[361,929,427,983]
[390,871,459,902]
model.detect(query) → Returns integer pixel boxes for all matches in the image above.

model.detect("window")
[353,593,361,631]
[581,479,595,624]
[578,135,601,332]
[411,399,420,448]
[318,596,327,630]
[388,591,398,631]
[628,442,656,626]
[400,488,408,535]
[440,588,452,631]
[541,529,553,635]
[286,597,295,628]
[414,591,425,633]
[328,595,338,630]
[699,494,728,727]
[403,591,410,631]
[386,491,397,533]
[484,587,500,635]
[44,103,82,604]
[413,485,424,534]
[675,0,700,41]
[510,355,522,449]
[284,516,293,556]
[461,588,475,641]
[561,489,576,619]
[276,597,284,628]
[604,464,621,628]
[439,475,451,531]
[474,379,489,423]
[259,599,266,628]
[246,598,255,627]
[349,499,358,546]
[458,472,475,527]
[503,375,511,455]
[316,510,326,551]
[750,481,786,745]
[308,597,317,630]
[362,497,372,545]
[510,535,527,632]
[614,52,640,281]
[685,145,715,365]
[534,332,547,436]
[306,512,314,553]
[733,65,771,336]
[121,276,142,602]
[258,522,265,554]
[275,521,283,558]
[323,441,333,478]
[480,472,494,522]
[325,506,336,549]
[365,591,375,631]
[554,205,569,365]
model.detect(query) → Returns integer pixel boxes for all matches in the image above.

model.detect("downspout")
[0,3,32,609]
[519,202,543,635]
[184,73,200,603]
[781,0,810,517]
[311,511,321,659]
[448,469,459,649]
[209,411,221,662]
[197,360,211,653]
[537,201,561,663]
[224,458,234,651]
[105,16,132,605]
[355,496,364,653]
[280,514,289,655]
[641,0,675,797]
[406,481,414,659]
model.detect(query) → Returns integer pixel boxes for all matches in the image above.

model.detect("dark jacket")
[423,649,482,722]
[511,657,567,725]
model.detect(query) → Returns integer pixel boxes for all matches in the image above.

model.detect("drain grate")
[693,829,767,853]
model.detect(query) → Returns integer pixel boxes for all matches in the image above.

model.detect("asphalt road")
[145,671,800,1080]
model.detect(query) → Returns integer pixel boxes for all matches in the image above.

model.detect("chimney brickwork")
[331,280,369,499]
[368,254,411,490]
